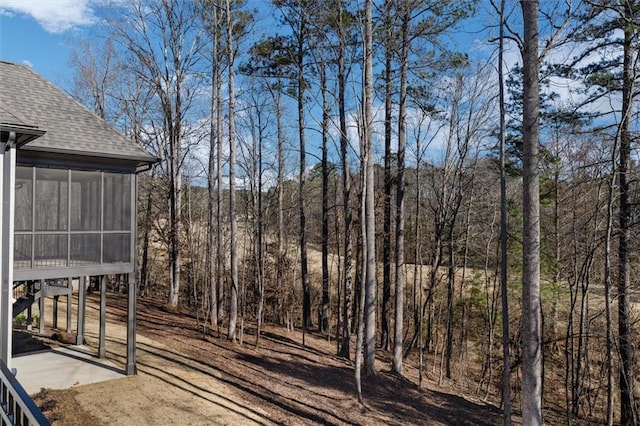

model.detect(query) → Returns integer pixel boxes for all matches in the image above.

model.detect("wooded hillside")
[68,1,640,424]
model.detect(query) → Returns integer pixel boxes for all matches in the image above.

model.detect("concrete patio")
[12,345,125,395]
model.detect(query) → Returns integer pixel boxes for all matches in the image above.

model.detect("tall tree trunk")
[416,151,425,387]
[408,109,429,383]
[275,82,286,335]
[356,92,371,401]
[604,129,616,426]
[498,0,511,422]
[164,2,186,310]
[381,0,393,353]
[338,0,353,358]
[363,0,377,377]
[356,157,368,403]
[426,231,443,353]
[520,1,542,423]
[226,0,238,342]
[565,195,580,421]
[168,138,182,305]
[139,167,155,297]
[208,3,220,329]
[444,232,454,379]
[392,4,408,376]
[168,97,182,308]
[355,271,365,402]
[353,220,363,336]
[334,171,343,349]
[297,15,312,336]
[321,59,331,335]
[255,93,265,348]
[216,24,225,330]
[458,178,474,376]
[618,12,636,424]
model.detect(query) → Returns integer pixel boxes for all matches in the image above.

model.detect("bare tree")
[381,0,396,354]
[320,56,331,335]
[69,38,122,123]
[336,0,355,360]
[392,0,409,376]
[225,0,239,341]
[272,0,315,335]
[106,0,203,309]
[363,0,377,377]
[497,0,511,422]
[201,0,223,333]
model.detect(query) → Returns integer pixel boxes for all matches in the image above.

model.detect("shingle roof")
[0,60,156,165]
[0,101,31,127]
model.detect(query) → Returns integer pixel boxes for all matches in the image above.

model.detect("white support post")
[125,173,138,376]
[126,273,136,375]
[53,295,59,329]
[99,275,106,358]
[38,280,45,335]
[66,277,72,333]
[1,138,16,368]
[76,276,86,345]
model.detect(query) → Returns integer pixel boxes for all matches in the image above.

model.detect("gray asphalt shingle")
[0,60,156,164]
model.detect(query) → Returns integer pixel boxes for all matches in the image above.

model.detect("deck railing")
[0,360,49,426]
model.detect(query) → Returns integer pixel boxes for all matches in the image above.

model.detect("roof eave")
[0,124,46,148]
[19,144,160,167]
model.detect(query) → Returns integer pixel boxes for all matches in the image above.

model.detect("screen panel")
[104,173,131,231]
[14,234,32,269]
[14,166,135,272]
[70,170,101,231]
[35,168,68,231]
[70,233,101,265]
[15,166,33,232]
[34,234,67,268]
[103,233,131,263]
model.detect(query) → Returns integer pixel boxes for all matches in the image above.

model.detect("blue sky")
[0,1,496,92]
[0,0,507,170]
[0,16,72,85]
[0,1,627,173]
[0,1,280,90]
[0,0,99,87]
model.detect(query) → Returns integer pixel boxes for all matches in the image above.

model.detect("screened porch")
[1,60,157,383]
[13,166,135,281]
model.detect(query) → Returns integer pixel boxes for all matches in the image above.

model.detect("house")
[0,60,157,383]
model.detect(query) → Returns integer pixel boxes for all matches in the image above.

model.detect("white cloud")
[0,0,95,33]
[21,59,33,68]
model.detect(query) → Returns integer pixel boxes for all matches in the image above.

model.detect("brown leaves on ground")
[33,388,102,426]
[30,295,502,425]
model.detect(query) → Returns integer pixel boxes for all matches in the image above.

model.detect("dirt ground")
[27,293,503,425]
